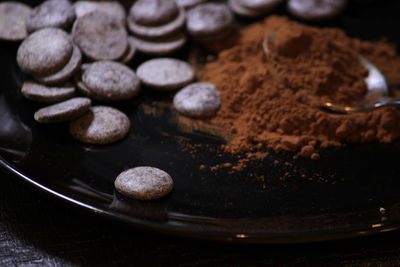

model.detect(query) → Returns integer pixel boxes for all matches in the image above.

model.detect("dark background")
[2,0,400,266]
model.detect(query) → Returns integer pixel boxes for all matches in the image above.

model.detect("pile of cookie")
[0,0,227,147]
[0,0,350,200]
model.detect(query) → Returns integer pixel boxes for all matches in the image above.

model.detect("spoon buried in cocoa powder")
[263,35,398,114]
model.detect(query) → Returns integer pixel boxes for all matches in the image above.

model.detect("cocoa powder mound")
[198,16,400,160]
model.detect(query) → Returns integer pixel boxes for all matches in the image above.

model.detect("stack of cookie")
[127,0,187,55]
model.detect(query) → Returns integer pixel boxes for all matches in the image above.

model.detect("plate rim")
[2,155,400,244]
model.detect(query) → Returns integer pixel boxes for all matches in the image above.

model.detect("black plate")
[1,0,400,244]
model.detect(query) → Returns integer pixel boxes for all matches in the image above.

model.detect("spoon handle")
[376,98,400,108]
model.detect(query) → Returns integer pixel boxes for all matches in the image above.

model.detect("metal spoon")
[262,36,398,114]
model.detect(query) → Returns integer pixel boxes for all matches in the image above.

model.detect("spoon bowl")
[262,36,399,114]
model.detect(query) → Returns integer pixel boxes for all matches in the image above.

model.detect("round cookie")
[137,58,195,90]
[119,37,137,64]
[26,0,76,33]
[287,0,347,21]
[34,97,91,123]
[237,0,285,11]
[127,7,185,39]
[74,1,126,25]
[175,0,207,9]
[186,3,234,39]
[0,2,31,41]
[173,82,221,117]
[114,167,174,200]
[21,81,75,103]
[130,0,178,26]
[82,61,140,100]
[17,28,73,77]
[228,0,267,17]
[69,106,130,144]
[36,45,82,85]
[72,11,128,61]
[129,33,186,56]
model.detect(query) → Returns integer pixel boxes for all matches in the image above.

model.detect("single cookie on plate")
[26,0,76,32]
[69,106,130,144]
[186,3,234,42]
[21,81,75,103]
[34,97,91,123]
[72,11,128,61]
[36,45,82,85]
[17,28,73,77]
[287,0,347,21]
[0,2,31,41]
[137,58,195,90]
[173,82,221,118]
[81,61,140,100]
[114,167,174,200]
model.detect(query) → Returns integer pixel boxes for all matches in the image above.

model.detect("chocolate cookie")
[72,11,128,61]
[0,2,31,41]
[17,28,73,77]
[186,3,234,40]
[173,82,221,117]
[36,45,82,85]
[74,1,126,25]
[130,0,178,26]
[127,7,185,39]
[287,0,347,21]
[228,0,265,17]
[26,0,75,32]
[119,37,137,64]
[69,106,130,144]
[175,0,207,9]
[81,61,140,100]
[34,97,91,123]
[238,0,284,11]
[21,81,75,103]
[114,167,174,200]
[129,32,186,56]
[137,58,195,90]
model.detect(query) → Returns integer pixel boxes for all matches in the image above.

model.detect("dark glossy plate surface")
[1,0,400,243]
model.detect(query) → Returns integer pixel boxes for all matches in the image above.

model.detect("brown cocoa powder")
[196,16,400,161]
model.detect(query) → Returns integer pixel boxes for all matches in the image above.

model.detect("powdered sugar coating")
[72,11,128,61]
[21,81,75,103]
[129,33,186,56]
[186,3,234,38]
[0,2,31,41]
[114,167,173,200]
[130,0,178,26]
[74,1,126,25]
[287,0,347,21]
[173,82,221,117]
[137,58,194,90]
[36,45,82,85]
[82,61,140,100]
[26,0,75,32]
[69,106,130,144]
[34,97,91,123]
[127,7,185,39]
[17,28,73,77]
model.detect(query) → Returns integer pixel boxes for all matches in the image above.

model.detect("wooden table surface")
[1,167,400,266]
